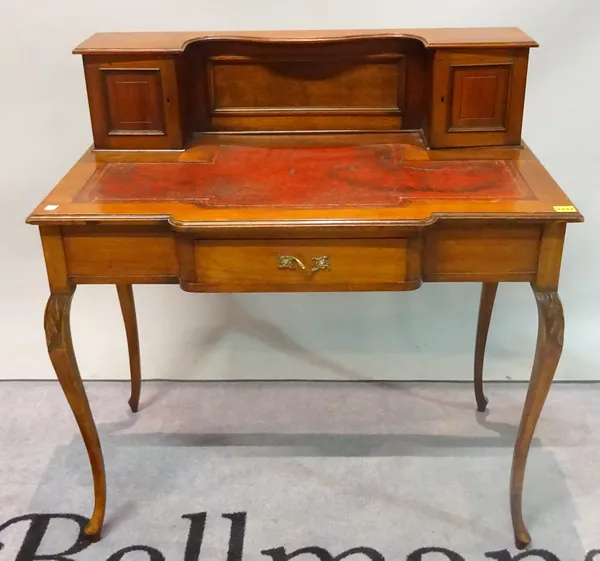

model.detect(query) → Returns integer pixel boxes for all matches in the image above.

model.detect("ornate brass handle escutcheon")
[311,255,330,272]
[277,253,331,273]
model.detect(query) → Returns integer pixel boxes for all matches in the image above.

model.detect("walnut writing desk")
[27,29,582,548]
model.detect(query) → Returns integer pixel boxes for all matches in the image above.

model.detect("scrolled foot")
[476,393,488,413]
[83,525,102,542]
[128,397,139,413]
[514,526,531,550]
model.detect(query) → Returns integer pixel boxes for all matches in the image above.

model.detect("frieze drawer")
[185,239,419,292]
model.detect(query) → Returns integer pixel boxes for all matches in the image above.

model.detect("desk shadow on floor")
[16,405,587,560]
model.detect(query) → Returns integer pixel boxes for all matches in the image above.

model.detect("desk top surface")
[28,133,581,231]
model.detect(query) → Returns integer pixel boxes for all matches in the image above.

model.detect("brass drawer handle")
[277,253,331,273]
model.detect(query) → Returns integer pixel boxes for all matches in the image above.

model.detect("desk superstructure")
[27,28,582,548]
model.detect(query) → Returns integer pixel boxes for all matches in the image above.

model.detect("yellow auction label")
[553,205,577,213]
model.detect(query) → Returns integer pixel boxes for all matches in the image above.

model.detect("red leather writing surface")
[79,145,532,207]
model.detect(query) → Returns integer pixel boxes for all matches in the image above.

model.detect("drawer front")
[422,224,542,282]
[190,239,412,292]
[63,228,178,281]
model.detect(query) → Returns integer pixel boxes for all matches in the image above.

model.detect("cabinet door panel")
[429,49,529,148]
[83,55,184,150]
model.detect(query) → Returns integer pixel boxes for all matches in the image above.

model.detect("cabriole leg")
[474,282,498,412]
[44,288,106,540]
[510,289,564,549]
[116,284,141,413]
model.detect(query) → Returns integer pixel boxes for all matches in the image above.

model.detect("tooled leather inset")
[76,144,535,207]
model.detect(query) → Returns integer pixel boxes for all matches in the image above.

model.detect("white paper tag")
[44,205,59,211]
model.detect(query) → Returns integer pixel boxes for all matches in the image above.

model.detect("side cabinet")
[82,55,185,150]
[428,48,530,148]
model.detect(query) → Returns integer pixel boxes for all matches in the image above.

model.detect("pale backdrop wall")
[1,0,598,382]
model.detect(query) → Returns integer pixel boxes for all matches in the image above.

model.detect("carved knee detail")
[44,292,73,351]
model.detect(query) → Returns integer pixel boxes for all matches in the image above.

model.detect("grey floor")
[0,381,598,560]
